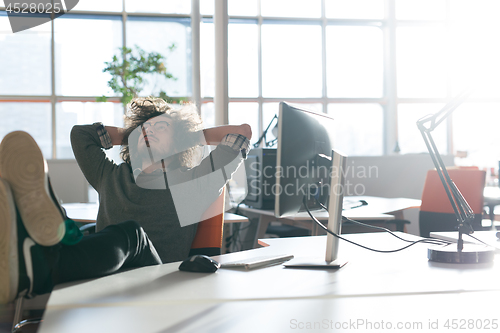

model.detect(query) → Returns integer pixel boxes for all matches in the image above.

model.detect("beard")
[137,140,176,166]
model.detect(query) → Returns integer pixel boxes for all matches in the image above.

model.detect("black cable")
[343,199,368,210]
[316,199,412,241]
[231,200,251,251]
[233,200,243,216]
[228,208,253,252]
[342,215,413,242]
[342,216,449,246]
[314,197,450,246]
[233,219,260,250]
[464,233,495,248]
[303,197,451,254]
[232,222,241,252]
[226,187,248,252]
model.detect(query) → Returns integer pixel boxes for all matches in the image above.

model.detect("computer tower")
[244,148,276,209]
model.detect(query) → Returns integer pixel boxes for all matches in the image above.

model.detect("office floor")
[0,304,42,333]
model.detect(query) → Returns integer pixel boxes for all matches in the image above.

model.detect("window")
[125,0,190,15]
[325,0,384,19]
[126,17,192,98]
[54,15,123,97]
[396,26,447,98]
[261,23,322,98]
[396,0,447,20]
[222,1,385,156]
[394,0,500,171]
[200,20,215,98]
[200,102,215,128]
[397,103,447,155]
[326,26,383,98]
[0,14,51,95]
[328,104,384,156]
[56,102,124,160]
[228,21,258,98]
[2,0,500,171]
[228,102,259,145]
[261,0,321,18]
[453,103,500,168]
[73,0,123,12]
[0,103,52,157]
[0,4,191,160]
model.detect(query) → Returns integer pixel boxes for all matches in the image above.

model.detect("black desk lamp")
[417,88,494,263]
[253,115,278,148]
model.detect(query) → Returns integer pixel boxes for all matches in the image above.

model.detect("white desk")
[237,196,421,242]
[430,230,500,251]
[62,202,99,223]
[39,232,499,333]
[62,203,249,224]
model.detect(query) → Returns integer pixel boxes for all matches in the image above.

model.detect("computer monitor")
[274,102,347,267]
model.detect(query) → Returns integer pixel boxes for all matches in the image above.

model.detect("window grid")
[1,1,499,158]
[210,4,388,152]
[206,0,500,157]
[0,1,192,158]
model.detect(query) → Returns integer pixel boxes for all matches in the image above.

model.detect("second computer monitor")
[275,102,347,265]
[274,102,336,218]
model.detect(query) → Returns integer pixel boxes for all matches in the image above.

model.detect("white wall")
[345,153,454,199]
[47,159,89,203]
[344,153,455,235]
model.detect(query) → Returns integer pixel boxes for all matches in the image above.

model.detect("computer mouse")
[179,255,221,273]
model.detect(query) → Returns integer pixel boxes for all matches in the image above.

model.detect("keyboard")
[220,254,294,270]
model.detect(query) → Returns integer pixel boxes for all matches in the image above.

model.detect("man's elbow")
[70,125,78,143]
[240,123,252,140]
[70,125,83,145]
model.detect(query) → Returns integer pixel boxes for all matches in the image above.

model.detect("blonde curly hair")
[120,97,203,169]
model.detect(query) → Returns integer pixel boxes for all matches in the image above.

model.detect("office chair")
[189,187,226,256]
[419,167,486,238]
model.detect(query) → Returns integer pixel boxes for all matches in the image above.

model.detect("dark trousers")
[36,220,162,293]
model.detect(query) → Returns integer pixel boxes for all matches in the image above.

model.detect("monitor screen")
[274,102,347,265]
[274,102,336,218]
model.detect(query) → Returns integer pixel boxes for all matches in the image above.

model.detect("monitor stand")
[284,150,348,269]
[283,258,347,269]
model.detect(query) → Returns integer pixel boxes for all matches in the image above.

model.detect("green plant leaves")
[97,45,178,107]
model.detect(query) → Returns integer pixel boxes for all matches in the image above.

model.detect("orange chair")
[419,168,485,238]
[189,187,226,256]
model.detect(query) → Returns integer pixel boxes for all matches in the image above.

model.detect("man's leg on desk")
[0,131,161,305]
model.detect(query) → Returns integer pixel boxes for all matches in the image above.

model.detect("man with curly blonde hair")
[120,98,204,171]
[71,97,252,263]
[0,97,252,305]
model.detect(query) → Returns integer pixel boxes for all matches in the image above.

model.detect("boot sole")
[0,179,18,304]
[0,131,65,246]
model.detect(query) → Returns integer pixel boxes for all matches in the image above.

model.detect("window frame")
[1,0,500,159]
[0,1,193,158]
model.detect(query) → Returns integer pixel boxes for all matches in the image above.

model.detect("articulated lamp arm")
[416,88,475,251]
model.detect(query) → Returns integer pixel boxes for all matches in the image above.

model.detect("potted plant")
[97,45,186,107]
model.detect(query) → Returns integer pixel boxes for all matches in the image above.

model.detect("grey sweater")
[70,124,247,263]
